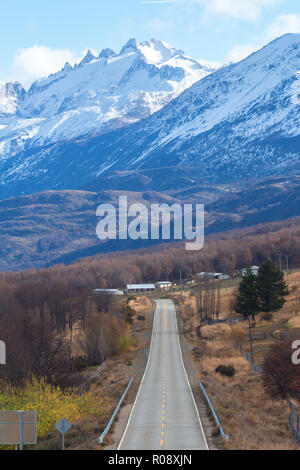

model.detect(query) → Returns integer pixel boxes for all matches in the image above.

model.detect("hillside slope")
[1,175,300,271]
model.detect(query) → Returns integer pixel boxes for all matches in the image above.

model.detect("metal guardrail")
[98,377,133,445]
[200,382,228,441]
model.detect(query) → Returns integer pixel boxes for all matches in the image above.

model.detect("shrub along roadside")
[0,376,110,448]
[215,364,237,377]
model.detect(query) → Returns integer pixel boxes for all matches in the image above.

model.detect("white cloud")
[198,0,282,22]
[140,0,282,20]
[226,43,258,63]
[266,14,300,40]
[223,10,300,66]
[147,16,172,33]
[8,45,82,88]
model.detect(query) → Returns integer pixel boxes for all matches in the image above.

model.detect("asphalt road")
[118,299,208,450]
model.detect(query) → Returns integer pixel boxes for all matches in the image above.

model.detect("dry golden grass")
[197,324,298,450]
[218,286,238,318]
[200,323,231,340]
[287,316,300,328]
[175,272,300,450]
[128,296,152,315]
[180,285,238,319]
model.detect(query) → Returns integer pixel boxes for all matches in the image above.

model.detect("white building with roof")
[197,272,231,280]
[155,281,173,290]
[126,284,156,293]
[93,288,124,296]
[197,272,214,279]
[214,273,231,280]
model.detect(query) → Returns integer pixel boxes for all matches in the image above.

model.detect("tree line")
[0,275,125,385]
[2,216,300,289]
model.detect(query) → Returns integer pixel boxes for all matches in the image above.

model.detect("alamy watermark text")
[96,196,204,251]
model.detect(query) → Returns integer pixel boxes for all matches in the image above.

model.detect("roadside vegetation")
[0,377,110,449]
[0,267,152,449]
[177,265,300,450]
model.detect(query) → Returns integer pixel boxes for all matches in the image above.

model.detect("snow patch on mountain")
[0,81,25,116]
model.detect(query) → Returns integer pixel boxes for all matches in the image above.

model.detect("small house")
[155,281,173,290]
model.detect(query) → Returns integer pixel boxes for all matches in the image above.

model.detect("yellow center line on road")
[160,301,167,448]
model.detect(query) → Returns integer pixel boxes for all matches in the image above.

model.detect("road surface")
[118,299,208,450]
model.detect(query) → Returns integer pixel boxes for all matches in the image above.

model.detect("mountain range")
[0,39,214,162]
[0,34,300,270]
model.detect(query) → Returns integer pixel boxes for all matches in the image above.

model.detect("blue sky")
[1,0,300,87]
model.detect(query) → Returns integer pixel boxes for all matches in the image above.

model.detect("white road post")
[19,411,24,450]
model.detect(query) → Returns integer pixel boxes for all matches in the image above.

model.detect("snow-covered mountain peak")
[97,33,300,180]
[99,48,117,60]
[138,39,182,64]
[120,38,139,55]
[262,32,300,53]
[61,62,73,73]
[79,49,97,66]
[0,38,217,157]
[117,38,188,67]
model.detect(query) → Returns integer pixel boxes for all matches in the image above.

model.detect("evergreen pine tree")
[235,266,259,321]
[235,267,259,362]
[257,259,289,313]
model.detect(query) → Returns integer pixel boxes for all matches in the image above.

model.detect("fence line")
[200,382,228,441]
[98,377,133,445]
[237,344,263,374]
[287,396,300,446]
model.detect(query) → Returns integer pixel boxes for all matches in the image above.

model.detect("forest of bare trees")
[0,274,123,385]
[1,216,300,385]
[195,278,222,322]
[2,217,300,290]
